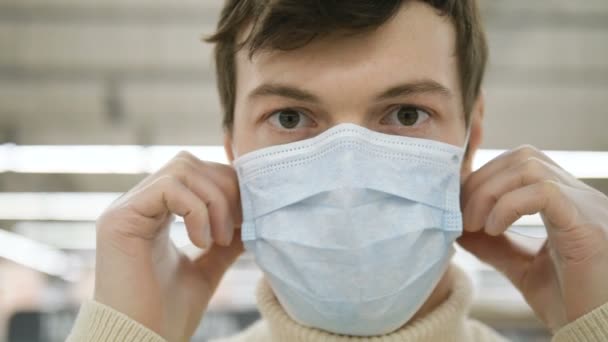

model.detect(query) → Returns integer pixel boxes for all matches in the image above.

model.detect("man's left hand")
[459,145,608,332]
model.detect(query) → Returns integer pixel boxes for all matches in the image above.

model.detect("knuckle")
[155,174,181,189]
[514,144,540,160]
[521,157,547,176]
[176,150,204,167]
[96,192,131,226]
[176,150,195,160]
[217,165,239,188]
[96,208,116,233]
[96,201,133,234]
[96,208,155,246]
[520,157,564,187]
[540,179,561,196]
[169,157,196,178]
[477,186,498,204]
[215,162,235,175]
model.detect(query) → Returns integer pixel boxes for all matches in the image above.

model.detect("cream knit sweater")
[68,266,608,342]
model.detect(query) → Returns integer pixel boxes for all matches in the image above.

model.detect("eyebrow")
[247,79,452,103]
[375,80,452,101]
[248,83,320,103]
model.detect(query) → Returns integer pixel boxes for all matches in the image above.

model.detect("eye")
[382,106,430,127]
[268,109,314,130]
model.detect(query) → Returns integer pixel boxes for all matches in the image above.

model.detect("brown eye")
[397,107,420,126]
[278,110,301,129]
[268,108,315,130]
[382,106,430,128]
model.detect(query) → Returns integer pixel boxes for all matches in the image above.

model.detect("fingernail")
[202,224,213,248]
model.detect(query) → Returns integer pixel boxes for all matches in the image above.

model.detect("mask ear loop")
[463,116,546,240]
[506,227,547,239]
[461,116,475,163]
[463,118,473,151]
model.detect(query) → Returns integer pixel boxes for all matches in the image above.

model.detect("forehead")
[235,1,461,105]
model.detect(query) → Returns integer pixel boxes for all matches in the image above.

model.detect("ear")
[223,130,235,164]
[461,91,485,179]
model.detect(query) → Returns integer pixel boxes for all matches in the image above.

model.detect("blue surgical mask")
[234,123,464,336]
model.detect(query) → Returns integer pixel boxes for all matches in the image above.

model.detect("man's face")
[224,1,484,321]
[228,1,476,164]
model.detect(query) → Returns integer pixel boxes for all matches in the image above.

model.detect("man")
[68,1,608,341]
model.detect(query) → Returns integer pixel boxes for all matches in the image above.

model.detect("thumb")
[457,231,534,291]
[194,233,244,291]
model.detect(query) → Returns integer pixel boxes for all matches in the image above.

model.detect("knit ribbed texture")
[67,300,165,342]
[553,303,608,342]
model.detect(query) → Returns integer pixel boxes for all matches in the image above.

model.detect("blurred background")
[0,1,607,341]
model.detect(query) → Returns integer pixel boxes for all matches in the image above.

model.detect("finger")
[127,151,195,193]
[463,157,561,232]
[206,163,242,228]
[180,172,235,247]
[129,175,211,248]
[128,151,241,246]
[185,202,212,249]
[462,145,560,206]
[130,151,232,203]
[485,180,576,236]
[458,231,534,290]
[185,159,243,228]
[195,233,245,292]
[163,153,239,247]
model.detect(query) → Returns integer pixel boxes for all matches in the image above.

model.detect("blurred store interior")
[0,1,607,341]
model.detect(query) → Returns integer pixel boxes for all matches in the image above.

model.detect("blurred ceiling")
[0,0,607,240]
[0,0,606,149]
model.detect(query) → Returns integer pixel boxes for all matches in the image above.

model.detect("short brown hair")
[206,0,488,130]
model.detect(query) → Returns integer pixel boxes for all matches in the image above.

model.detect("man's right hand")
[93,151,243,342]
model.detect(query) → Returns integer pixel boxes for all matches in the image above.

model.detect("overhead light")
[0,192,120,221]
[1,144,607,178]
[0,144,227,174]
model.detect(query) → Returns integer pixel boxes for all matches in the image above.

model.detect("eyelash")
[381,105,433,124]
[263,104,435,131]
[264,107,316,132]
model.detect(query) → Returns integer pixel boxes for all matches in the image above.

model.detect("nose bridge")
[309,69,372,129]
[327,110,371,129]
[332,115,367,127]
[307,57,378,129]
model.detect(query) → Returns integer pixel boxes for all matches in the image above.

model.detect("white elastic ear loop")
[506,227,547,240]
[463,117,473,152]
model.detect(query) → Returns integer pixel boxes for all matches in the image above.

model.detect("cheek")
[231,117,282,158]
[429,118,467,148]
